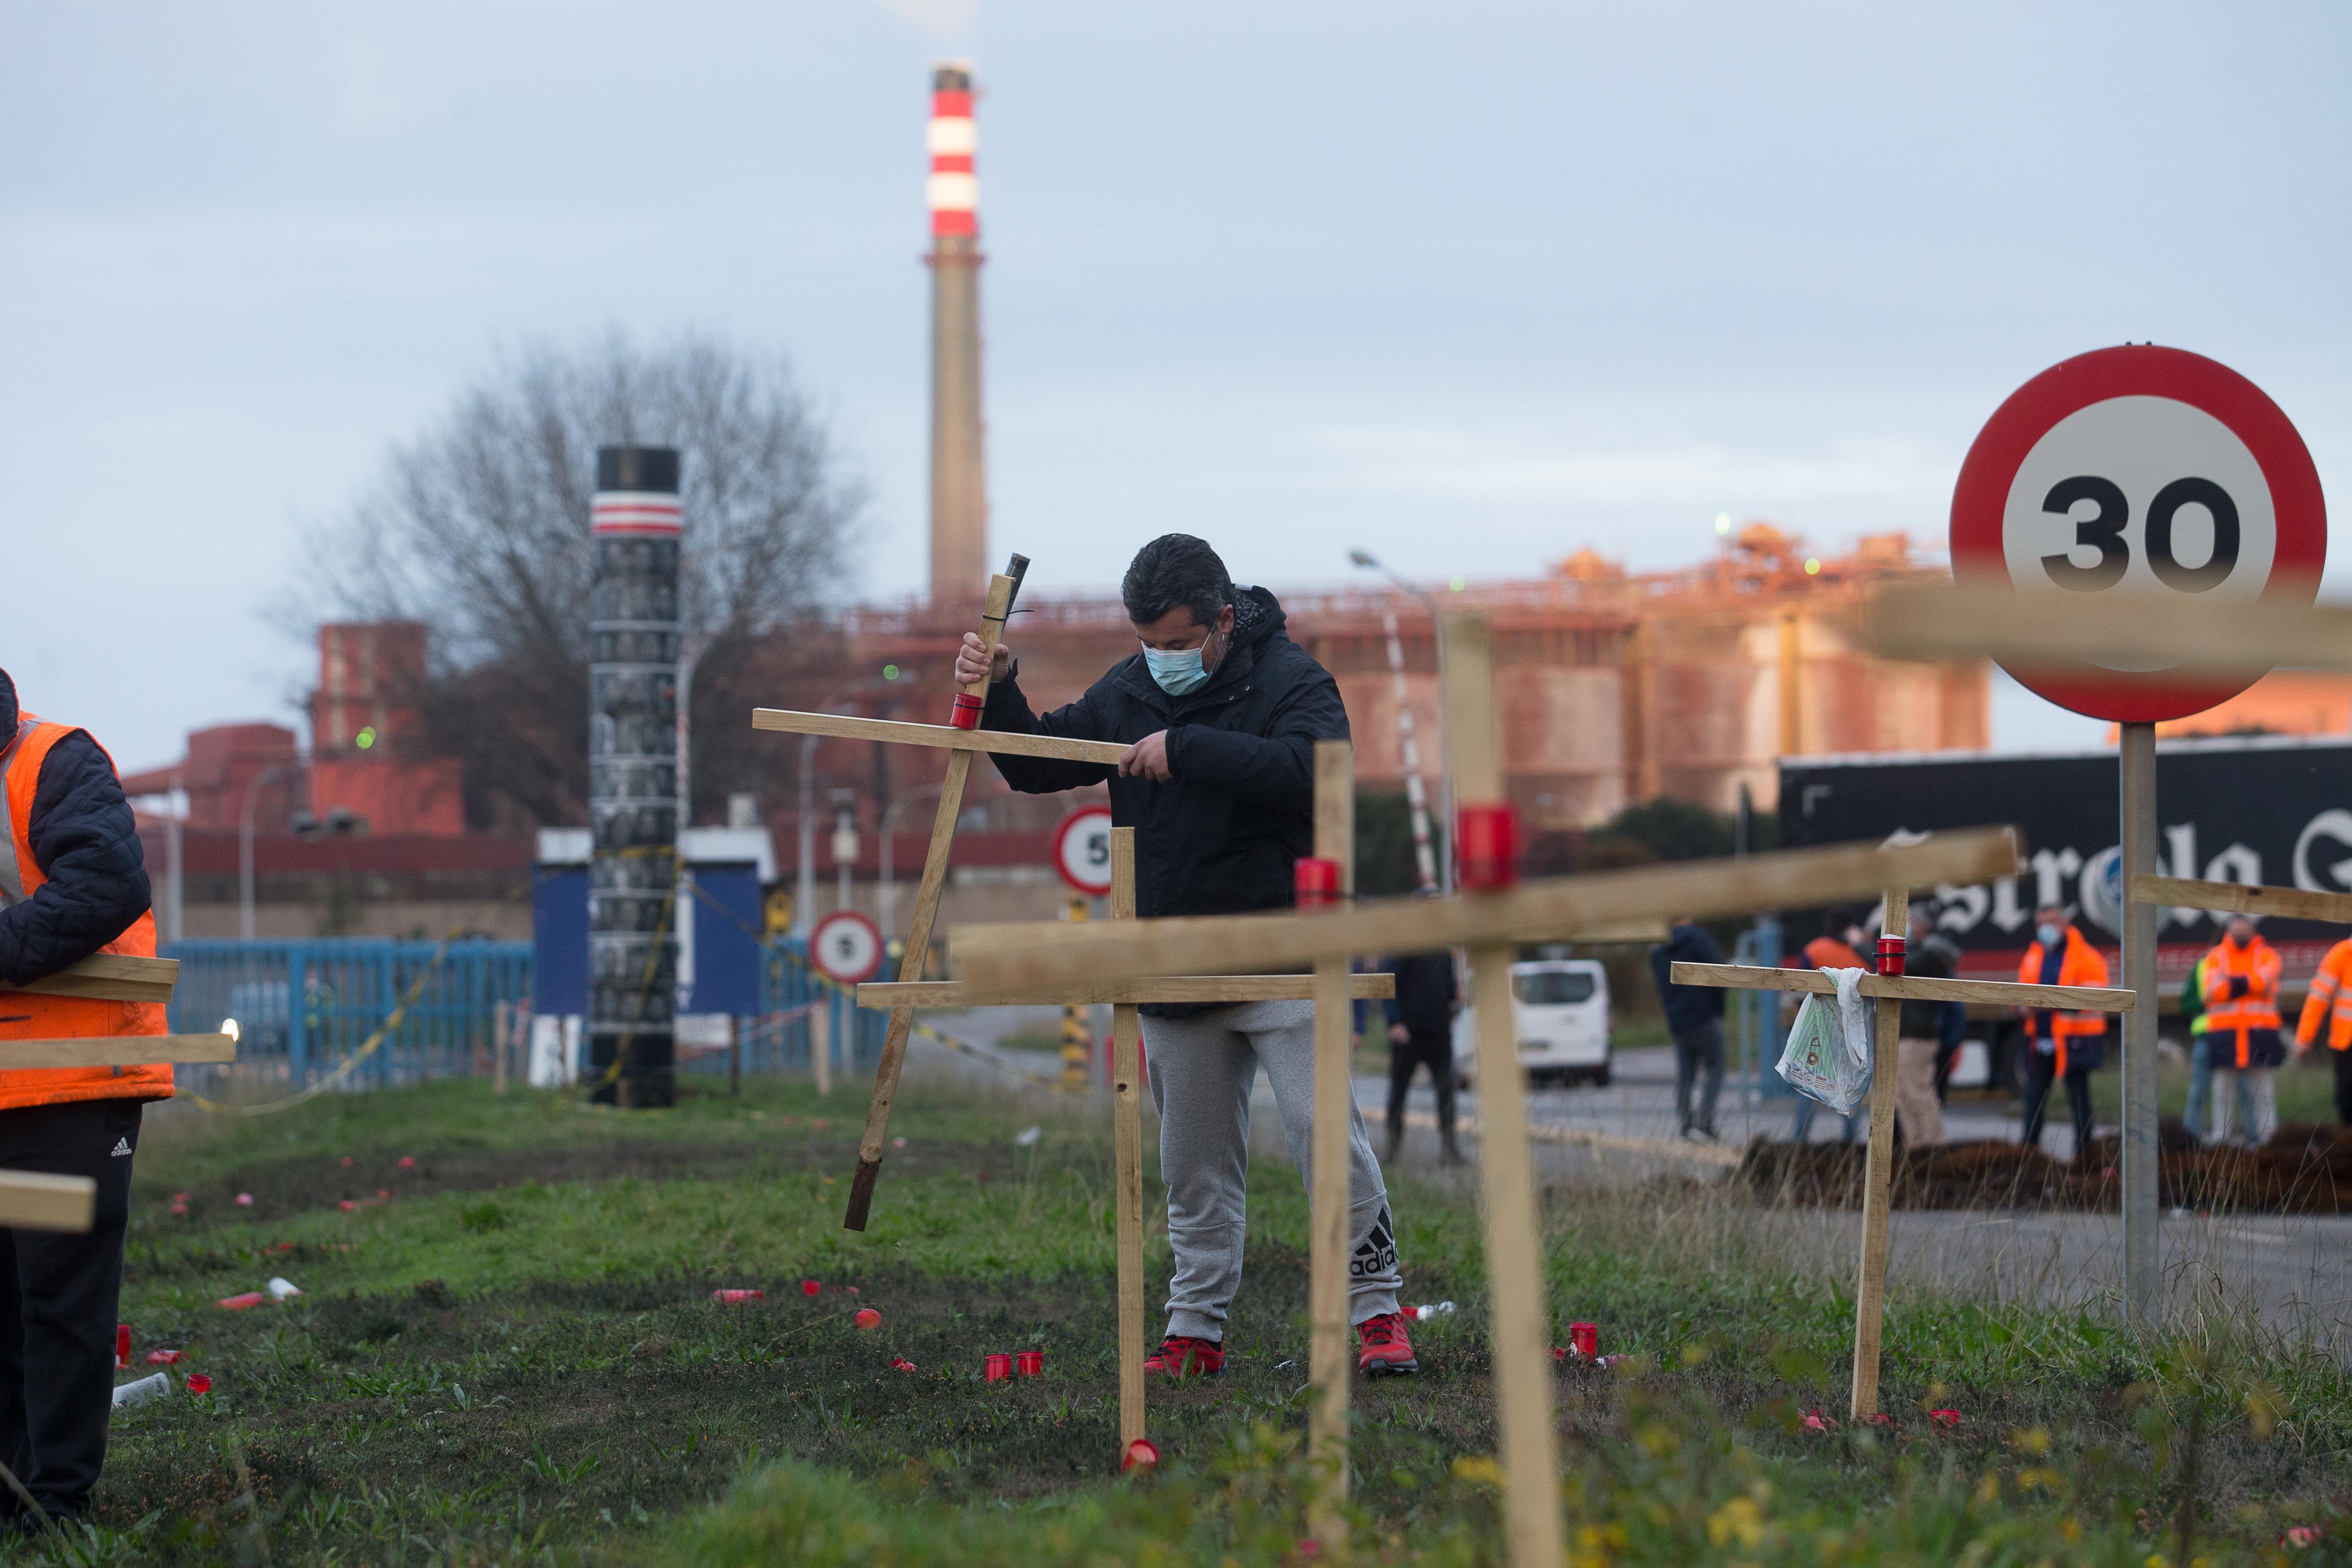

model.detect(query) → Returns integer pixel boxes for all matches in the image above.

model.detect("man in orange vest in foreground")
[2292,935,2352,1128]
[2017,902,2109,1162]
[0,670,172,1533]
[2203,914,2284,1145]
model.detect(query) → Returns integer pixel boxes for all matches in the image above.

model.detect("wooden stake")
[855,974,1397,1008]
[2133,873,2352,926]
[0,1034,235,1067]
[752,707,1130,767]
[1861,578,2342,674]
[1308,740,1355,1541]
[811,997,831,1097]
[948,829,2023,994]
[493,999,509,1095]
[0,951,179,1004]
[1109,828,1148,1459]
[843,567,1021,1231]
[1671,962,2135,1013]
[0,1171,95,1233]
[1441,613,1564,1568]
[1850,884,1907,1422]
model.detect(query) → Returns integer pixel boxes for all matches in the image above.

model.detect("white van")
[1451,958,1612,1088]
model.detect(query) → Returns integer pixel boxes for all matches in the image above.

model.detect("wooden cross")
[947,611,2029,1568]
[0,951,238,1232]
[852,766,1393,1470]
[1671,930,2133,1419]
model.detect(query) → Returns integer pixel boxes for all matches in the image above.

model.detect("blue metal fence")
[161,937,882,1092]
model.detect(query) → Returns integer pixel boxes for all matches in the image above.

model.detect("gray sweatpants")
[1142,999,1404,1341]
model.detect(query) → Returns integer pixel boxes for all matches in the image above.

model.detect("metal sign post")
[2118,723,2160,1325]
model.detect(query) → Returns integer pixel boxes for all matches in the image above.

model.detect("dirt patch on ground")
[1739,1123,2352,1213]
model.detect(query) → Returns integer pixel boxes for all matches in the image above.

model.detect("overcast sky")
[6,1,2347,769]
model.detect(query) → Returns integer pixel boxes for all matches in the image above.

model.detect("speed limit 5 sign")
[1053,804,1115,897]
[1951,345,2326,722]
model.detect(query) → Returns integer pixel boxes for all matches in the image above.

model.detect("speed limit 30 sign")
[1951,345,2326,722]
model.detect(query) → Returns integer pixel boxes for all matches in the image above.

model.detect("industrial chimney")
[927,61,987,613]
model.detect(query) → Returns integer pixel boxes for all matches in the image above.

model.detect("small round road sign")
[1951,345,2325,723]
[809,909,884,985]
[1052,804,1115,897]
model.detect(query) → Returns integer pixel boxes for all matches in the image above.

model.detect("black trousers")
[0,1098,143,1522]
[2019,1048,2093,1158]
[2335,1046,2352,1128]
[1386,1026,1457,1146]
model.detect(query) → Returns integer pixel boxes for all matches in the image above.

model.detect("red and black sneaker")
[1356,1312,1419,1376]
[1143,1335,1225,1379]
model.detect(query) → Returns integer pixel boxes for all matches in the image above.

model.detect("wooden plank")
[1442,613,1563,1568]
[843,567,1022,1232]
[0,1034,234,1067]
[1308,741,1354,1540]
[1850,886,1907,1421]
[0,952,179,1005]
[751,708,1131,768]
[2132,874,2352,927]
[1109,829,1148,1461]
[1860,580,2350,674]
[0,1171,95,1233]
[1670,962,2135,1013]
[854,973,1397,1008]
[948,828,2024,997]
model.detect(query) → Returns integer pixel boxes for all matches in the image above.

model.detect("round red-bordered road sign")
[809,909,885,985]
[1052,804,1115,897]
[1951,345,2326,723]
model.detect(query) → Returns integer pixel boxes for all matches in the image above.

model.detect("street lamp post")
[238,766,287,941]
[1348,549,1454,893]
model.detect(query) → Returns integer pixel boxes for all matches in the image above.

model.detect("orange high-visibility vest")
[0,713,173,1110]
[2201,933,2283,1070]
[2018,926,2108,1077]
[2294,937,2352,1053]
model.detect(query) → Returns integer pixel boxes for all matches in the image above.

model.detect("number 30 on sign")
[1951,345,2326,723]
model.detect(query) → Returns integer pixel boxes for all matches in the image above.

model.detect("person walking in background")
[1894,903,1958,1147]
[1381,941,1461,1165]
[2203,914,2283,1145]
[1650,919,1726,1142]
[0,669,175,1535]
[2018,903,2109,1161]
[2293,932,2352,1128]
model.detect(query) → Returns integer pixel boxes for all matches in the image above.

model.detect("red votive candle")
[1569,1322,1599,1359]
[1293,857,1341,910]
[948,692,986,730]
[1877,933,1906,977]
[985,1352,1012,1383]
[1455,804,1521,891]
[1017,1350,1044,1377]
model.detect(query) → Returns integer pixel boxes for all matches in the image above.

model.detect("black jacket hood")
[0,668,16,749]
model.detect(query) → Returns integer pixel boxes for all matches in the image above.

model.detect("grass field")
[25,1074,2352,1565]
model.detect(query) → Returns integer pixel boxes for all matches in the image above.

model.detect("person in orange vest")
[2292,934,2352,1128]
[2204,913,2284,1145]
[0,670,172,1534]
[2017,902,2108,1161]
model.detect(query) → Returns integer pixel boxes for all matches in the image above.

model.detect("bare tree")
[304,332,862,829]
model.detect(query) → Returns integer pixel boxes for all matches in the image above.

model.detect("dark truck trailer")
[1778,735,2352,1087]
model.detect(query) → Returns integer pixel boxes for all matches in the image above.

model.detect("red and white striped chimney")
[927,61,987,610]
[927,65,978,240]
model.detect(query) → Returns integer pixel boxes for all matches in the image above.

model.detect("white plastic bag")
[1776,967,1874,1115]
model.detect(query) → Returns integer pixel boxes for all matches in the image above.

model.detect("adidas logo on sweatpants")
[110,1138,132,1157]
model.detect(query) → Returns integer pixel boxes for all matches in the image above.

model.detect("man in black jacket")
[1381,947,1460,1164]
[0,669,163,1534]
[1649,920,1727,1141]
[959,535,1416,1378]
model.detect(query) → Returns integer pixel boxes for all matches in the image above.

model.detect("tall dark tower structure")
[927,61,987,612]
[588,446,681,1107]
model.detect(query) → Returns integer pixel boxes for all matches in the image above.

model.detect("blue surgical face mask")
[2037,922,2063,949]
[1142,644,1209,695]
